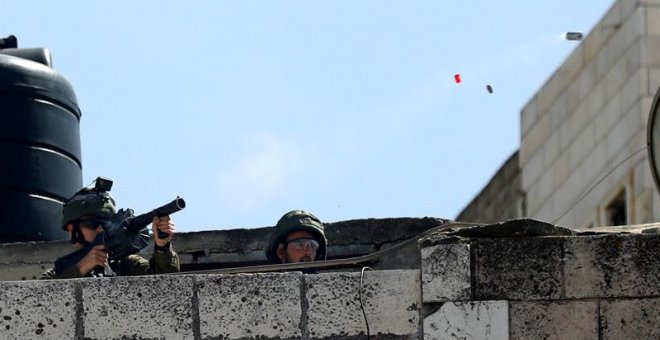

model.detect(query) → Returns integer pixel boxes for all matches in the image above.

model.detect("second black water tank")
[0,47,82,242]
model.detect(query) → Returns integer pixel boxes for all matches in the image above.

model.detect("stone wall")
[520,0,660,227]
[421,220,660,340]
[456,151,523,224]
[0,219,658,339]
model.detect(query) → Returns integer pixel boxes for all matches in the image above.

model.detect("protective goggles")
[77,218,112,230]
[285,238,320,251]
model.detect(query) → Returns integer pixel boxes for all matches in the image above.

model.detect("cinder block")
[473,237,563,300]
[587,74,611,115]
[538,167,555,206]
[421,243,470,302]
[424,301,508,340]
[82,275,194,339]
[595,92,622,142]
[605,109,638,163]
[521,145,545,190]
[624,39,642,80]
[177,253,195,265]
[0,280,77,339]
[558,99,590,153]
[538,72,562,115]
[525,184,542,217]
[584,22,603,64]
[649,6,660,35]
[642,37,660,66]
[564,234,660,298]
[306,270,420,339]
[621,68,647,114]
[576,63,596,110]
[543,128,561,169]
[601,2,622,43]
[520,114,550,168]
[621,0,640,21]
[552,166,587,221]
[605,58,627,101]
[559,45,584,90]
[521,96,538,139]
[197,272,302,340]
[652,68,660,96]
[607,6,644,67]
[601,298,660,339]
[510,301,598,340]
[552,152,571,192]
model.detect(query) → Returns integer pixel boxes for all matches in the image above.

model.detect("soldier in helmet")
[41,179,180,279]
[265,210,327,266]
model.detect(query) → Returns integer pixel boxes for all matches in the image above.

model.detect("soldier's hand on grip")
[152,216,175,247]
[76,244,108,275]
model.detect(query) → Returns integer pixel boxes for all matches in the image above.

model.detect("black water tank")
[0,47,82,242]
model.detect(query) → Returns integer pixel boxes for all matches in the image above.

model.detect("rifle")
[53,197,186,276]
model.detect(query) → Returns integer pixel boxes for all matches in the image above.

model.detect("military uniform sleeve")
[150,242,180,274]
[116,243,180,276]
[40,266,83,280]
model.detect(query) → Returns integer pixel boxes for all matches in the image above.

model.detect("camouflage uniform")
[265,210,328,264]
[40,247,179,279]
[40,184,180,280]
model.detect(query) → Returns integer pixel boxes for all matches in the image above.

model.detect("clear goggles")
[285,238,320,251]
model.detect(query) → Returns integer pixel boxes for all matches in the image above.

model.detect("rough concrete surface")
[423,301,508,340]
[0,263,50,281]
[81,275,194,340]
[473,237,564,300]
[421,243,470,302]
[600,298,660,340]
[509,301,598,340]
[197,272,302,340]
[0,280,77,339]
[305,269,421,340]
[564,234,660,298]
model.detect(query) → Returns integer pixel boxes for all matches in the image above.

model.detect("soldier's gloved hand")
[76,244,108,275]
[152,216,175,247]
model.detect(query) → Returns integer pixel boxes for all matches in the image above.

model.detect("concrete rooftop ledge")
[0,218,658,339]
[0,217,445,281]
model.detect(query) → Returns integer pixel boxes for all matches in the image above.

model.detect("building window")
[604,189,627,226]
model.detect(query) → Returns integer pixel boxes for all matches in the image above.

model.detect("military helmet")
[266,210,327,264]
[61,187,116,230]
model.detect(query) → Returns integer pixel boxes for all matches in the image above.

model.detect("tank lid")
[0,48,52,67]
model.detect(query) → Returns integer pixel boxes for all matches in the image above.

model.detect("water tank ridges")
[0,50,82,242]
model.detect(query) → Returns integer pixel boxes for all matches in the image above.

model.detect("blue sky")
[1,1,612,231]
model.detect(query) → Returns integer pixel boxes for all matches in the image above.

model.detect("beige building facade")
[460,0,660,228]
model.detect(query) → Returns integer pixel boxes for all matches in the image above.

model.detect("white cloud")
[216,133,304,211]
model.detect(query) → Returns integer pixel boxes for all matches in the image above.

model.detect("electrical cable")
[553,145,647,224]
[358,266,374,340]
[173,221,482,275]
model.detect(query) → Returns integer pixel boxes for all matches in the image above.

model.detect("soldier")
[265,210,327,265]
[41,180,179,279]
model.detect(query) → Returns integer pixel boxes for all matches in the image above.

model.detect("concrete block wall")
[520,0,660,227]
[1,221,659,340]
[420,232,660,340]
[0,270,421,340]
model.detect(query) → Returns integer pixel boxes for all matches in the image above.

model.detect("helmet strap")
[71,226,90,247]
